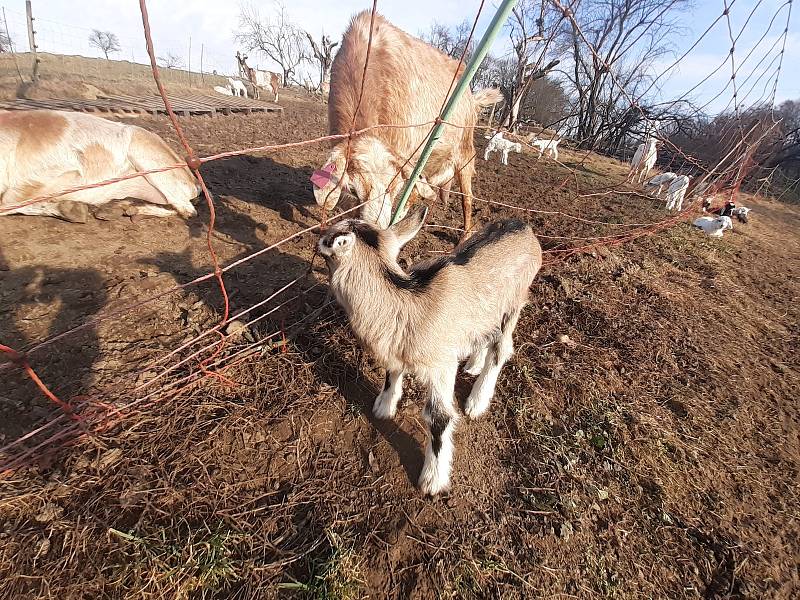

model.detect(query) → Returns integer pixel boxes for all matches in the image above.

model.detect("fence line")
[0,0,794,473]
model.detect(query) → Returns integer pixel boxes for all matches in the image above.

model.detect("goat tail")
[473,88,504,107]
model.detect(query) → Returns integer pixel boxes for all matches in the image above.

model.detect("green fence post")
[389,0,519,225]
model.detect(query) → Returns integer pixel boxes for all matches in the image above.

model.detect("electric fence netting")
[0,0,794,476]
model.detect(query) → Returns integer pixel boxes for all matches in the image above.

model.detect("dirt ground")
[1,91,799,599]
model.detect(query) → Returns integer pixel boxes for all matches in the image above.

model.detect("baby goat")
[629,137,658,183]
[645,172,677,197]
[318,205,542,495]
[528,137,561,161]
[483,132,522,166]
[693,215,733,238]
[665,175,691,211]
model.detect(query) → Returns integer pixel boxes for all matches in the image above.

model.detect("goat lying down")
[0,110,199,221]
[693,215,733,238]
[483,132,522,165]
[319,205,542,495]
[313,11,503,231]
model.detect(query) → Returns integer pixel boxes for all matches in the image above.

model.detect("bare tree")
[237,2,307,85]
[88,30,121,60]
[157,52,185,69]
[420,20,474,59]
[305,31,338,90]
[498,0,564,130]
[559,0,690,151]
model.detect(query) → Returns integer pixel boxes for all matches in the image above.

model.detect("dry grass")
[0,94,797,599]
[0,52,230,101]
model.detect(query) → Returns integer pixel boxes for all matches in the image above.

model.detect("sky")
[3,0,797,114]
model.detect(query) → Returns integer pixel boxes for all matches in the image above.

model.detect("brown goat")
[312,11,502,233]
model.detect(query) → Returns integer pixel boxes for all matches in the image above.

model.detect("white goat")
[483,132,522,166]
[693,215,733,238]
[313,11,502,232]
[227,77,247,97]
[0,110,199,222]
[213,85,234,96]
[732,206,751,223]
[665,175,691,211]
[528,137,561,161]
[645,172,678,197]
[318,205,543,495]
[629,137,658,183]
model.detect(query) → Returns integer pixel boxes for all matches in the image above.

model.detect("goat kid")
[645,172,677,197]
[528,137,561,161]
[318,205,542,495]
[483,132,522,166]
[665,175,691,211]
[213,85,234,96]
[629,137,658,183]
[227,77,247,97]
[693,215,733,238]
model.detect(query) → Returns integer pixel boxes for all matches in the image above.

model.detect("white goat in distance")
[318,205,542,495]
[693,215,733,238]
[665,175,691,211]
[645,172,678,197]
[483,132,522,165]
[629,137,658,183]
[227,77,247,97]
[526,134,561,161]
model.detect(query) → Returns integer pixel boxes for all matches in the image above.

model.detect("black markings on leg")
[501,311,511,334]
[383,372,391,392]
[492,339,502,366]
[427,397,451,457]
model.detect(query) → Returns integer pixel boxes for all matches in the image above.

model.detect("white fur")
[528,137,561,161]
[227,77,247,97]
[373,370,404,419]
[213,85,234,96]
[665,175,691,211]
[693,215,733,238]
[483,132,522,165]
[645,172,678,197]
[630,137,658,183]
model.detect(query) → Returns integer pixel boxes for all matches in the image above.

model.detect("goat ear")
[390,203,428,247]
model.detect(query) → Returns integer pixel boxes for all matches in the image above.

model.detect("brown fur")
[0,110,69,165]
[317,11,502,232]
[318,206,542,494]
[0,110,199,220]
[78,143,115,183]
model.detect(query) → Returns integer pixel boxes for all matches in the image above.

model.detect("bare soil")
[1,92,798,599]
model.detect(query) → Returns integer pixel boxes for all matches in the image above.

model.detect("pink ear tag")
[310,163,337,189]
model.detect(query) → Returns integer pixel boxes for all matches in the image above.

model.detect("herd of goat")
[0,11,752,495]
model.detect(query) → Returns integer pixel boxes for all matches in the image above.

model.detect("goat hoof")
[464,393,491,419]
[57,201,89,224]
[372,392,396,419]
[418,464,449,496]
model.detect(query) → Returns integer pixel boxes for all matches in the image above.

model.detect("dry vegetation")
[0,52,230,101]
[0,57,799,599]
